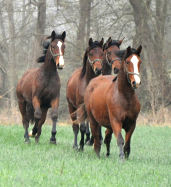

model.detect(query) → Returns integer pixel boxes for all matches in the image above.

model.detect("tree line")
[0,0,171,124]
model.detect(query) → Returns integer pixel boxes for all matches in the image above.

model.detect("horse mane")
[37,41,50,63]
[103,39,121,50]
[80,41,103,79]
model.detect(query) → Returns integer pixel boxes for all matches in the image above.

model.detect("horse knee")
[51,110,58,120]
[117,135,124,146]
[34,109,42,119]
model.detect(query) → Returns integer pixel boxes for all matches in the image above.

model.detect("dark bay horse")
[85,37,124,145]
[66,38,104,150]
[16,30,66,144]
[77,46,142,158]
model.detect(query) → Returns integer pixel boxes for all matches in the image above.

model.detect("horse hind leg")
[85,121,90,144]
[68,101,79,149]
[104,128,113,156]
[89,114,101,158]
[18,100,30,143]
[79,122,86,151]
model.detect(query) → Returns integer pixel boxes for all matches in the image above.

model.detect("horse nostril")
[95,68,102,75]
[132,81,136,87]
[114,67,119,74]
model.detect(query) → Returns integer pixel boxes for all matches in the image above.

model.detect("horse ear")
[136,45,142,55]
[100,38,104,47]
[51,30,56,41]
[126,46,132,54]
[105,37,112,49]
[61,31,66,42]
[118,37,125,46]
[107,37,112,45]
[89,38,93,46]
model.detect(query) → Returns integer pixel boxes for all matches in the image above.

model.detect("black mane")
[37,41,50,63]
[80,41,103,79]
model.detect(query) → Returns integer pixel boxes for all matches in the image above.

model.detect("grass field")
[0,124,171,187]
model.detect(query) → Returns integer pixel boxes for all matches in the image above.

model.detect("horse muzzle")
[94,68,102,76]
[131,80,141,89]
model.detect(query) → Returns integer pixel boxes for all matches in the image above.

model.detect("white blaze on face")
[57,41,64,67]
[130,55,141,84]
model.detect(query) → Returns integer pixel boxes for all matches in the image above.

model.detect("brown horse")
[16,30,66,144]
[66,38,104,150]
[77,46,142,158]
[85,37,124,145]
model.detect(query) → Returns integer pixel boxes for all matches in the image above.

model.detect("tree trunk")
[129,0,171,117]
[7,0,16,108]
[75,0,92,65]
[32,0,46,67]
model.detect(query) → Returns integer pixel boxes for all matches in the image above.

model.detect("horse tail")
[26,103,35,124]
[72,103,88,124]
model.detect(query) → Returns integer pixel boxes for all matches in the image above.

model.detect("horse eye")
[89,53,93,56]
[126,61,129,65]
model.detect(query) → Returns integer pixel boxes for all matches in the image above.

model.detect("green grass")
[0,124,171,187]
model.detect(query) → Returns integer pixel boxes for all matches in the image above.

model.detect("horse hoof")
[86,140,93,146]
[29,130,37,138]
[78,147,84,151]
[49,140,57,145]
[106,153,110,157]
[119,153,125,160]
[25,139,30,144]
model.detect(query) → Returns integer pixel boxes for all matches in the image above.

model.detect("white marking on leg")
[130,55,141,84]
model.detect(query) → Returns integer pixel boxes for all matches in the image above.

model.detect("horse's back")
[67,67,86,108]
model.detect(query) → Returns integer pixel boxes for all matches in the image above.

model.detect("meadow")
[0,124,171,187]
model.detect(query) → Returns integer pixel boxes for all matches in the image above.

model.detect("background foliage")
[0,0,171,125]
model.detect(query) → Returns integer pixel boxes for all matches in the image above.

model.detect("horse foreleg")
[104,128,113,156]
[111,120,124,159]
[124,122,136,159]
[50,99,59,144]
[29,96,42,138]
[35,108,48,143]
[18,100,30,143]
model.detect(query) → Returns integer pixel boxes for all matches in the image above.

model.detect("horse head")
[124,46,142,89]
[48,30,66,69]
[87,38,104,75]
[103,37,124,74]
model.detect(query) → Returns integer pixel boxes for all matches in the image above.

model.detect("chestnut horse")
[85,37,124,145]
[77,46,142,158]
[16,30,66,144]
[66,38,104,150]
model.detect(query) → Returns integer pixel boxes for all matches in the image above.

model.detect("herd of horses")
[16,30,142,159]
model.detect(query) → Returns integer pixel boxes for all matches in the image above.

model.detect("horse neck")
[102,58,111,75]
[85,61,96,85]
[43,50,57,77]
[117,63,134,98]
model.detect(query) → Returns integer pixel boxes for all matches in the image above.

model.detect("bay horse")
[16,30,66,144]
[85,37,124,145]
[77,45,142,158]
[66,38,104,150]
